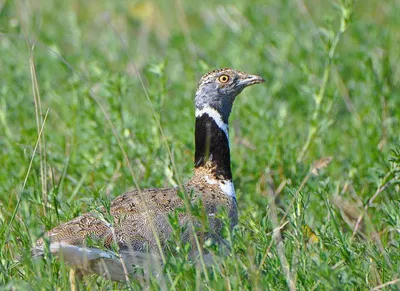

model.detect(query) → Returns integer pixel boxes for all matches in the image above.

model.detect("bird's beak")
[239,74,266,87]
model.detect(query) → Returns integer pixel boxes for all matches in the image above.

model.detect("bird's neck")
[194,106,232,181]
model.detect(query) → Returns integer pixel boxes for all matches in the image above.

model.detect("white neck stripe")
[195,106,229,139]
[204,176,236,198]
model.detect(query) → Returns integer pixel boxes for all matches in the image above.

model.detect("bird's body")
[33,68,264,281]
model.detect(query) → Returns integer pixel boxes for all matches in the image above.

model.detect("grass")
[1,0,400,289]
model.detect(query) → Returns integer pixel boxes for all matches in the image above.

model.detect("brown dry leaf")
[331,196,362,222]
[311,156,333,176]
[331,196,365,235]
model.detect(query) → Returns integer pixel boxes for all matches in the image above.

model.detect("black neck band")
[194,114,232,180]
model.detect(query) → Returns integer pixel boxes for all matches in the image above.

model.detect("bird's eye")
[218,75,230,83]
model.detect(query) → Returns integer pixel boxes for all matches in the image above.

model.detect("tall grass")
[0,0,399,289]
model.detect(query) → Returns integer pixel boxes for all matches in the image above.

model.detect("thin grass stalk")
[1,109,50,250]
[265,172,296,291]
[107,21,211,284]
[297,2,353,163]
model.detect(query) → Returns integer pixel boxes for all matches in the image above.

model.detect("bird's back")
[33,182,237,280]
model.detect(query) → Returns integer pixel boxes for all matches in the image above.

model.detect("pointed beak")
[239,74,266,87]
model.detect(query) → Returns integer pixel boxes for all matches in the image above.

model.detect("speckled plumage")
[35,179,236,253]
[33,68,264,281]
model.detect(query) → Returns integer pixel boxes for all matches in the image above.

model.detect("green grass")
[1,0,400,289]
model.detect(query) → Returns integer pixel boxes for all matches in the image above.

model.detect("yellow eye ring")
[218,74,230,83]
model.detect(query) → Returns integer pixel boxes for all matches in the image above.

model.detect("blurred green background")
[0,0,399,289]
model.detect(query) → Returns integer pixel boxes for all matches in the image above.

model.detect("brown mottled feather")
[36,171,237,254]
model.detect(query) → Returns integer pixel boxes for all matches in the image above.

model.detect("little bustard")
[33,68,265,281]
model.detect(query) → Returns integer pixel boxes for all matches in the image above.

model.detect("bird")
[33,68,265,281]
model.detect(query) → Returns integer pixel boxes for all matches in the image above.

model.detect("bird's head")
[195,68,265,123]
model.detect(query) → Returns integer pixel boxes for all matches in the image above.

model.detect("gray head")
[195,68,265,123]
